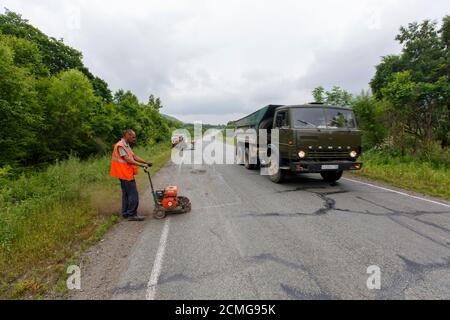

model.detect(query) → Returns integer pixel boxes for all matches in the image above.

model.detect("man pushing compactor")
[110,129,152,221]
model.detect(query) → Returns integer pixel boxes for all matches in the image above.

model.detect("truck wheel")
[244,147,256,170]
[320,171,343,183]
[268,157,284,183]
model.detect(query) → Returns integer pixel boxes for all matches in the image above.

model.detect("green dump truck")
[231,103,363,183]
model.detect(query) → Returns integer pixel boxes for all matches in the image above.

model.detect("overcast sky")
[1,1,448,124]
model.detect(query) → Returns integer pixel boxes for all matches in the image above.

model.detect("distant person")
[110,129,152,221]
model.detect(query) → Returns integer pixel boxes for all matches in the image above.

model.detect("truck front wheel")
[268,157,284,183]
[320,171,343,183]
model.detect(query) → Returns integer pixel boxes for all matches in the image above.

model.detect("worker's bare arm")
[124,155,148,168]
[133,154,152,166]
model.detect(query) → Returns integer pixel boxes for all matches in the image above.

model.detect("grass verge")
[0,142,171,299]
[352,151,450,201]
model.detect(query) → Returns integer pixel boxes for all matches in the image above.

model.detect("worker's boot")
[127,215,145,221]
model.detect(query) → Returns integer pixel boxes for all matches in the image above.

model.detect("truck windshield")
[324,108,356,129]
[293,108,356,129]
[293,108,327,129]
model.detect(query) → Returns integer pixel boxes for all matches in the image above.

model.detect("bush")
[352,92,388,150]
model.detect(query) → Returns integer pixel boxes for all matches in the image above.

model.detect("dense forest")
[0,10,180,174]
[313,16,450,163]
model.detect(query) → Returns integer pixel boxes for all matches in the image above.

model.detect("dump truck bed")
[232,105,282,129]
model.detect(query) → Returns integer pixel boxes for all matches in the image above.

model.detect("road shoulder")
[70,179,156,300]
[344,173,450,207]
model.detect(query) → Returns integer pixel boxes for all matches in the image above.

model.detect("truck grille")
[307,150,350,161]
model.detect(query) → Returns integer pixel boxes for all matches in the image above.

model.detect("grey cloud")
[298,26,401,95]
[165,93,246,115]
[2,0,449,124]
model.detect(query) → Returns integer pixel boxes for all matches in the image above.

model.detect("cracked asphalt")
[79,139,450,300]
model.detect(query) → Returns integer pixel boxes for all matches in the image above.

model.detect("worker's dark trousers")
[120,179,139,217]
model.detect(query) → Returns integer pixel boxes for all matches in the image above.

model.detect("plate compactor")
[144,168,191,219]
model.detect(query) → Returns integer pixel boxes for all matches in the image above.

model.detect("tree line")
[0,10,180,172]
[313,16,450,161]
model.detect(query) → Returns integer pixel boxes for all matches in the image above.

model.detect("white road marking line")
[343,178,450,209]
[146,218,170,300]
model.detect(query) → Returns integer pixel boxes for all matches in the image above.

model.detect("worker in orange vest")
[110,129,152,221]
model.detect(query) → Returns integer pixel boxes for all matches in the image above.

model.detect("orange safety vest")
[110,140,138,181]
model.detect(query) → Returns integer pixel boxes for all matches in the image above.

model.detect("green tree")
[327,86,353,106]
[0,9,112,102]
[352,91,387,149]
[440,16,450,147]
[0,34,48,76]
[443,16,450,49]
[0,41,41,166]
[148,94,163,110]
[312,86,325,103]
[42,70,98,160]
[370,55,405,100]
[312,86,353,106]
[0,10,83,74]
[371,17,450,149]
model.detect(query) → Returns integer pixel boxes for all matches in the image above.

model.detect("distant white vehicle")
[172,134,193,149]
[171,136,181,147]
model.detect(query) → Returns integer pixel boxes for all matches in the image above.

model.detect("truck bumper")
[289,161,363,173]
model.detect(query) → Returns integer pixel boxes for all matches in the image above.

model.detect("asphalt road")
[109,139,450,300]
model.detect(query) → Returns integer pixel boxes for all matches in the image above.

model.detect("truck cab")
[270,103,362,182]
[233,103,363,183]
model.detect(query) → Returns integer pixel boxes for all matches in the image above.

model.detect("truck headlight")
[298,151,306,159]
[350,151,358,158]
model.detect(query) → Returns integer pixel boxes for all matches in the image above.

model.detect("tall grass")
[0,142,171,299]
[353,149,450,200]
